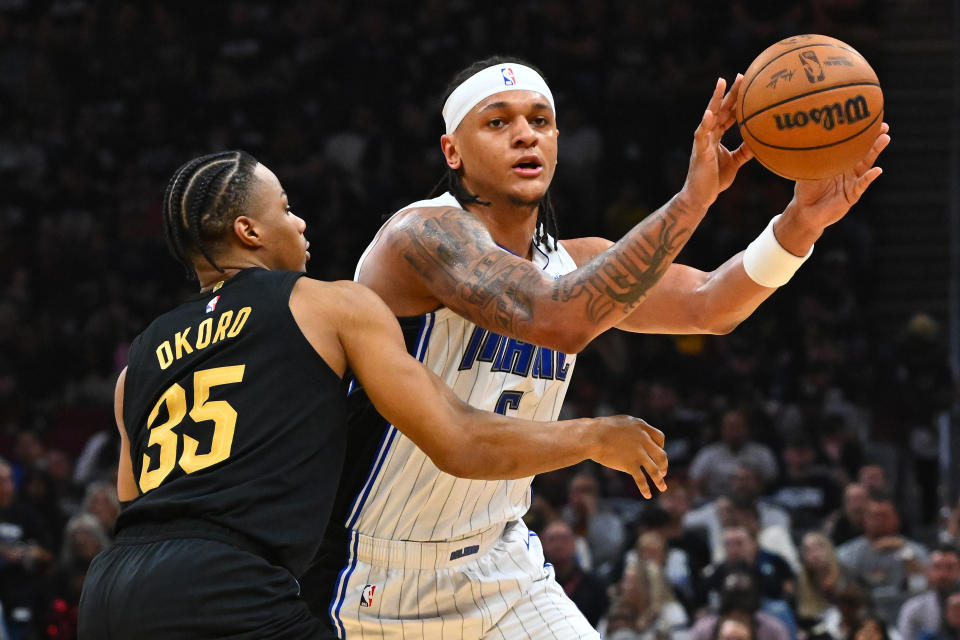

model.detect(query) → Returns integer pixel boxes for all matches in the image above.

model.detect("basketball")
[737,34,884,180]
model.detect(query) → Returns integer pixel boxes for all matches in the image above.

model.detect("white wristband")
[742,215,813,288]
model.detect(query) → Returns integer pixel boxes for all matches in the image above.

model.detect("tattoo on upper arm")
[398,209,542,334]
[396,197,695,332]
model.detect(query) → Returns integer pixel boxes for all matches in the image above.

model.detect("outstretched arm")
[563,123,891,335]
[290,278,668,497]
[368,76,752,353]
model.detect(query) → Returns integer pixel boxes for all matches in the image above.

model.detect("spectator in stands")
[825,482,868,547]
[685,464,792,564]
[733,501,801,573]
[562,471,626,579]
[658,484,713,584]
[899,545,960,640]
[769,431,842,537]
[689,409,778,499]
[795,531,854,638]
[837,489,929,626]
[18,467,66,553]
[629,506,710,613]
[79,481,119,536]
[858,465,889,493]
[917,588,960,640]
[689,568,791,640]
[11,430,45,484]
[541,519,609,628]
[847,613,892,640]
[712,616,755,640]
[59,512,110,573]
[0,457,53,640]
[41,513,111,640]
[700,526,795,633]
[600,557,689,639]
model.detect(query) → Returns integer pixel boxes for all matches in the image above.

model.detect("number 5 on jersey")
[139,365,245,493]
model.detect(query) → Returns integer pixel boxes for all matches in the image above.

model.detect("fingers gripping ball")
[737,34,884,180]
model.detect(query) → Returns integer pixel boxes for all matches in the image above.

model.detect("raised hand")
[681,74,754,211]
[792,122,891,228]
[591,415,668,499]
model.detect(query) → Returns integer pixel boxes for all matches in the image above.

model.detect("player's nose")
[511,118,537,147]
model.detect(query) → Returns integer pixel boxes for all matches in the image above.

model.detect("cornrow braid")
[161,150,259,279]
[432,55,560,251]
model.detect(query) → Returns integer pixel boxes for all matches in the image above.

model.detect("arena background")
[0,1,957,638]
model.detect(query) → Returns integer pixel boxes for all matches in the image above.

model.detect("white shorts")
[328,520,599,639]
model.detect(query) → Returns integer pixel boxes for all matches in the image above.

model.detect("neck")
[458,188,541,259]
[194,256,269,291]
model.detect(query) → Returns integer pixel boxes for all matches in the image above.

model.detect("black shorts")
[78,520,333,640]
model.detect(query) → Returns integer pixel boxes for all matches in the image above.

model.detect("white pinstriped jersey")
[348,192,578,542]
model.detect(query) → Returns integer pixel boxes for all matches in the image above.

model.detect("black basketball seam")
[739,82,882,126]
[740,41,869,114]
[744,108,883,151]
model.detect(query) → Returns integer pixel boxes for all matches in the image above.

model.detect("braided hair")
[161,150,259,278]
[433,56,560,251]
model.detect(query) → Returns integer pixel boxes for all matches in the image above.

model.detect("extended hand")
[592,415,668,499]
[681,75,754,211]
[792,123,891,229]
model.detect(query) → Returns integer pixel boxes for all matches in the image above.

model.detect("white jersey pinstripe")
[348,192,579,542]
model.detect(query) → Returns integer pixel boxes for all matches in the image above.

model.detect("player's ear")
[440,134,461,170]
[233,216,261,248]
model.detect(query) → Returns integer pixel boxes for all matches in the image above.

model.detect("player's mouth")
[305,240,311,261]
[512,156,543,177]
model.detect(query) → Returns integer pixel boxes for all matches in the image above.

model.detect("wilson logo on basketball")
[772,95,870,131]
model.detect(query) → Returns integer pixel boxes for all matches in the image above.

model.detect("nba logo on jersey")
[501,67,516,86]
[359,584,376,607]
[205,296,220,313]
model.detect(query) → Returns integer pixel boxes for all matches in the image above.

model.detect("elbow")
[426,431,513,480]
[430,447,485,479]
[707,317,743,335]
[691,300,743,336]
[532,321,592,355]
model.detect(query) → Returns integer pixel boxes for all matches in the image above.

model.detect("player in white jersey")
[301,56,890,638]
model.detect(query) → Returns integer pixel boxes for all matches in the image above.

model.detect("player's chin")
[507,182,550,207]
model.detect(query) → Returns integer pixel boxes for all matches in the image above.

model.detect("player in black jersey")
[77,150,669,640]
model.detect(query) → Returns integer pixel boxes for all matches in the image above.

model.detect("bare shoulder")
[559,237,614,266]
[382,205,496,265]
[292,277,392,325]
[388,204,490,235]
[360,205,499,316]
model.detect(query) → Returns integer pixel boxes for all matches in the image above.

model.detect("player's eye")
[487,118,505,128]
[531,116,549,127]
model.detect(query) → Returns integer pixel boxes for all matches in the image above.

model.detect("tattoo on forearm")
[555,205,691,322]
[397,198,697,334]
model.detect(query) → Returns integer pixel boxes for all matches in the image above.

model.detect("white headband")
[442,63,555,135]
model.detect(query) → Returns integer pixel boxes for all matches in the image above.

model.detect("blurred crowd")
[0,0,957,639]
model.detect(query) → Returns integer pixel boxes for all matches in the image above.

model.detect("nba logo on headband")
[442,62,556,134]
